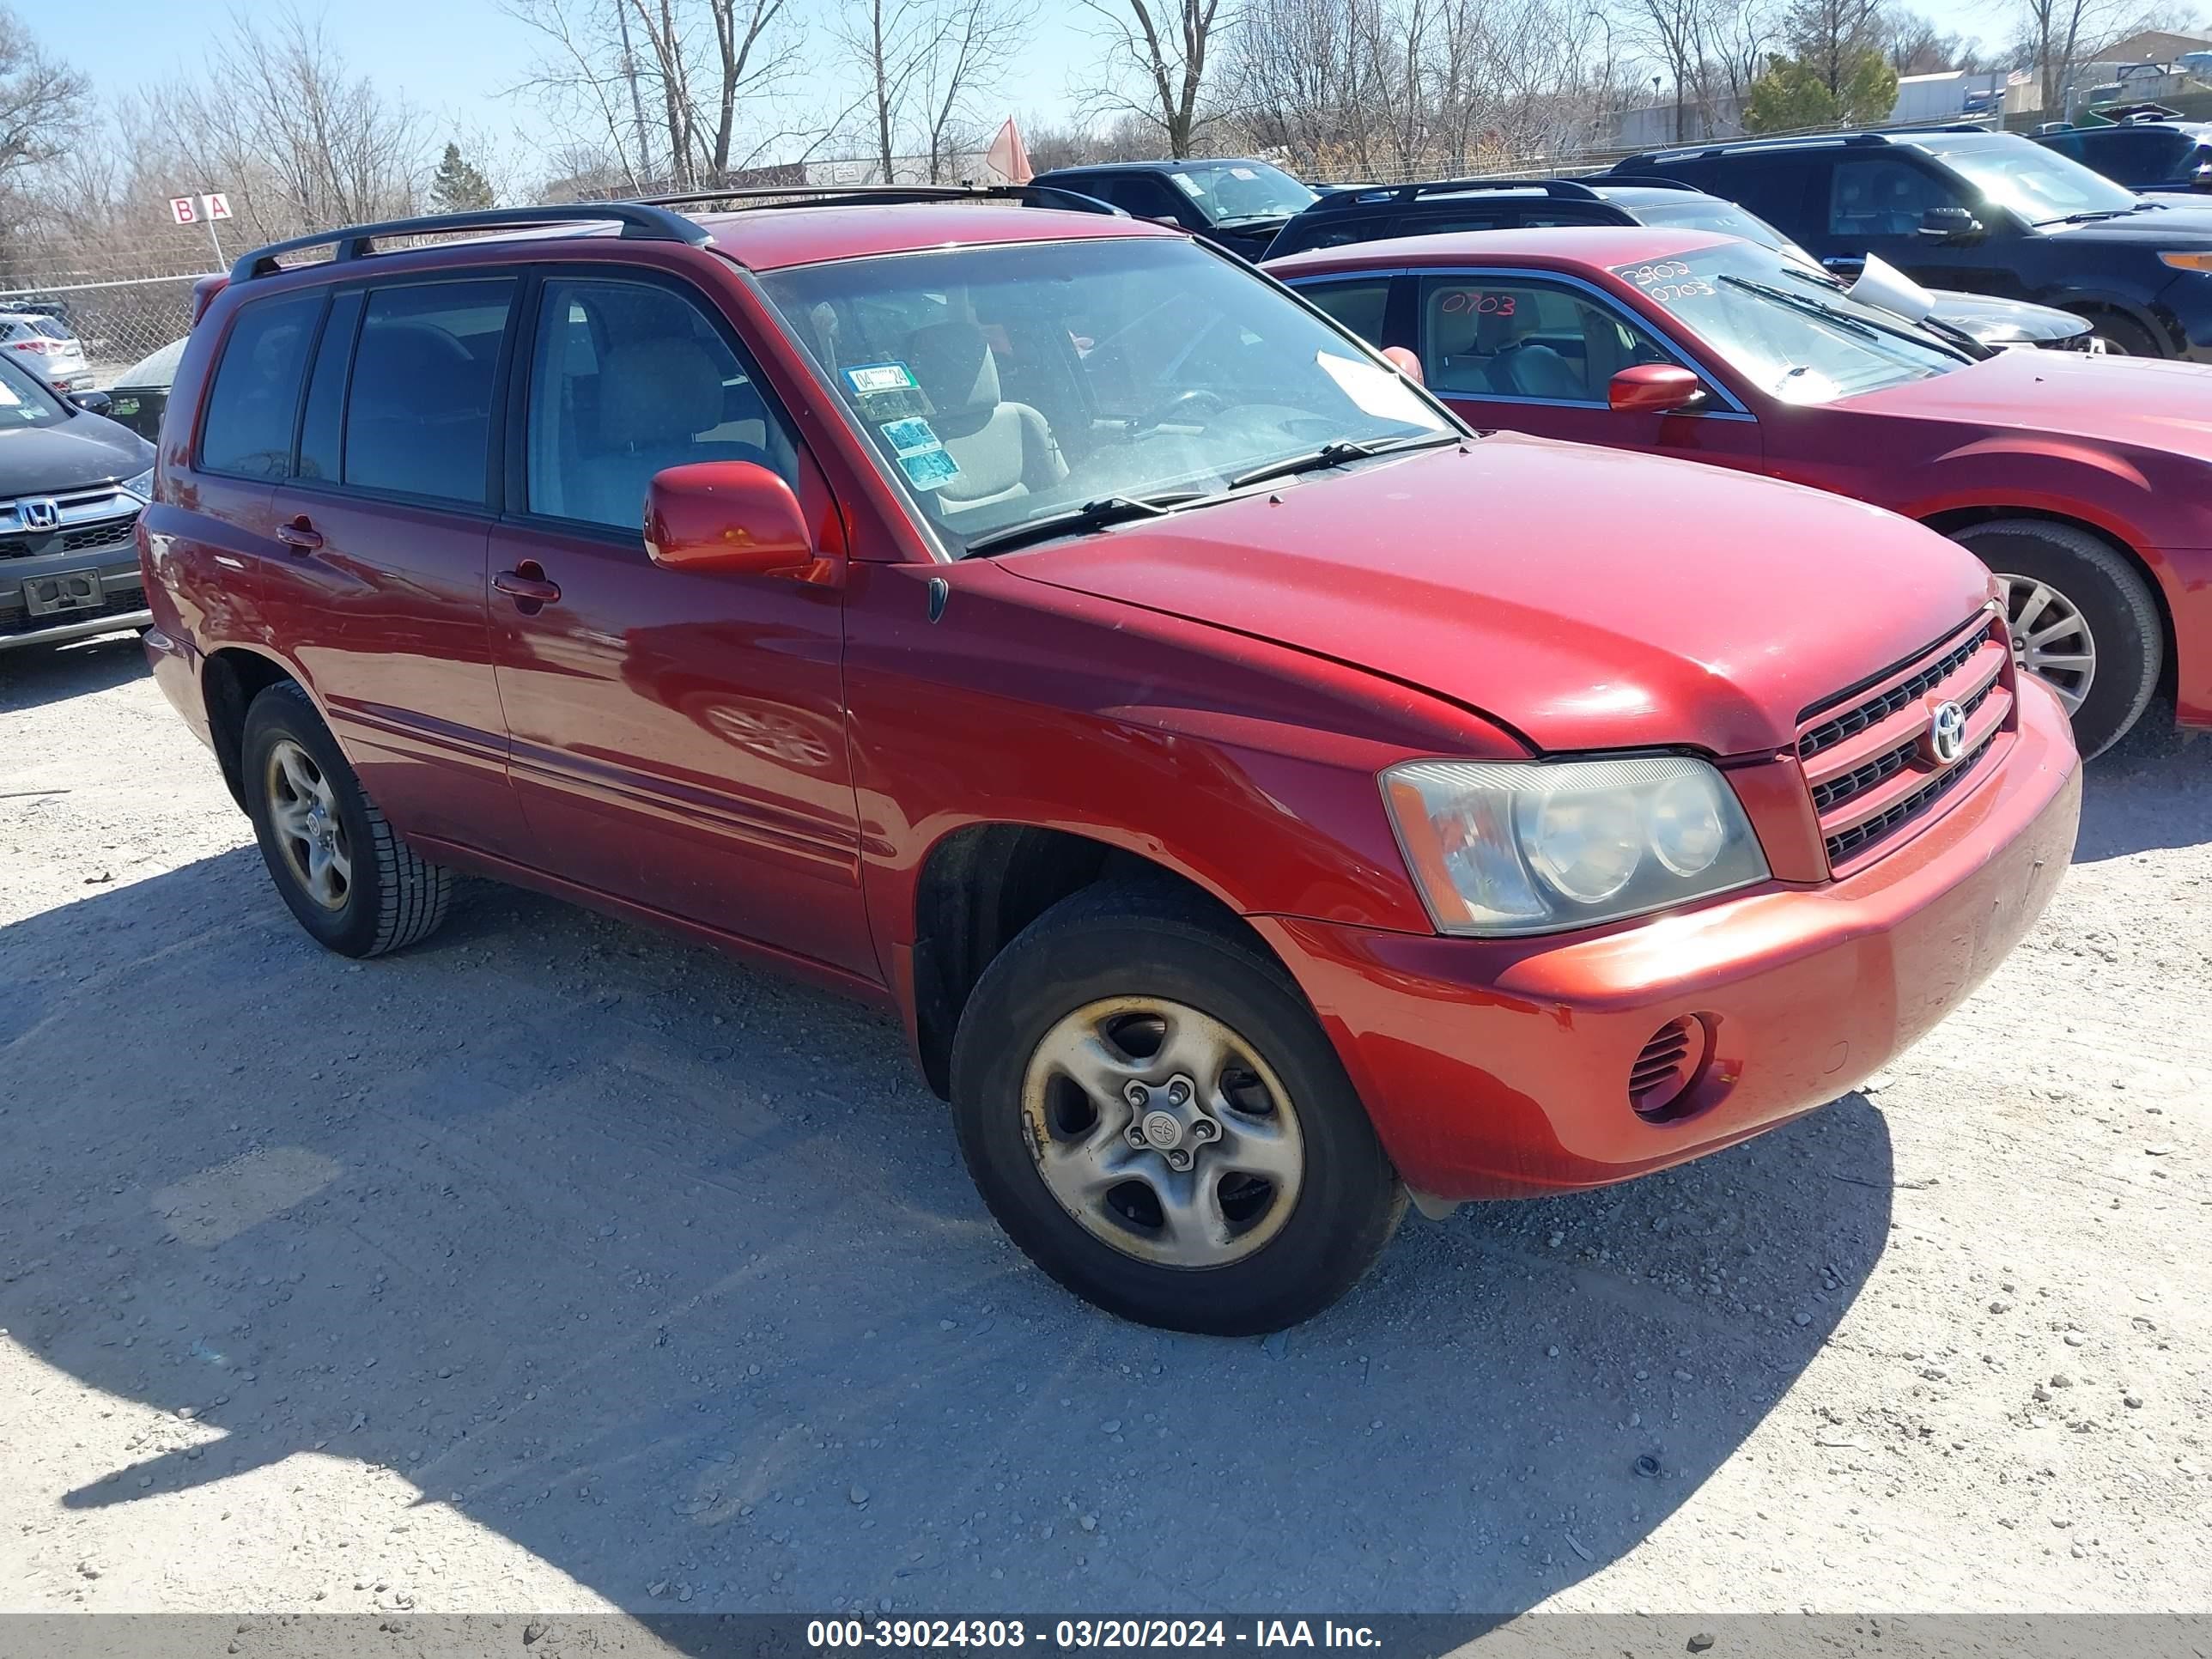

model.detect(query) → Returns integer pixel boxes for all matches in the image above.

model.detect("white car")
[0,311,93,393]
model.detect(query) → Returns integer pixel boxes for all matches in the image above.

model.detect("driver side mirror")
[1608,364,1706,415]
[70,388,113,416]
[1381,345,1425,386]
[2191,164,2212,192]
[1917,205,1985,241]
[645,461,820,579]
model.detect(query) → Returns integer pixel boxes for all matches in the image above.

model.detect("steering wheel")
[1129,387,1229,433]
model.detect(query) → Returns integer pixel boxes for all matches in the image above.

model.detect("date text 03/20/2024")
[807,1620,1382,1650]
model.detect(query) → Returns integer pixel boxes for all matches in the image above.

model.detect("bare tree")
[1079,0,1231,157]
[505,0,815,188]
[837,0,927,179]
[915,0,1036,179]
[835,0,1030,180]
[0,3,87,194]
[141,6,429,245]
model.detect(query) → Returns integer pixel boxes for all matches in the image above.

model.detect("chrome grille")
[1797,614,2014,872]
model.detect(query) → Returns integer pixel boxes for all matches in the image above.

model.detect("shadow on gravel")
[0,631,149,716]
[2074,702,2212,863]
[1,846,1893,1620]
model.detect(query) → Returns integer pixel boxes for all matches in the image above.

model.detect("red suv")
[141,191,2081,1334]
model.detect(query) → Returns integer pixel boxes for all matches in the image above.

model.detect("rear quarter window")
[198,293,324,480]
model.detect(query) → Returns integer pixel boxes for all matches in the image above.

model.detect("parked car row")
[118,185,2100,1335]
[1040,125,2212,361]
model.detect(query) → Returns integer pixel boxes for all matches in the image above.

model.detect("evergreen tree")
[429,143,495,213]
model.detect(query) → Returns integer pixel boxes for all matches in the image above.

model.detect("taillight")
[9,338,48,354]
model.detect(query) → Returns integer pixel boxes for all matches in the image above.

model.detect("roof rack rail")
[231,202,707,283]
[1334,175,1606,204]
[1585,173,1703,192]
[1623,121,1996,165]
[629,182,1125,216]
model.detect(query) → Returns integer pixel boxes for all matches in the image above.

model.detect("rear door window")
[342,280,514,505]
[198,293,324,480]
[1297,278,1394,344]
[1418,275,1671,403]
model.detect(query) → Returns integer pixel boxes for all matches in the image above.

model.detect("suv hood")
[1844,345,2212,460]
[1005,435,1991,756]
[0,416,153,497]
[2042,206,2212,246]
[1926,289,2088,344]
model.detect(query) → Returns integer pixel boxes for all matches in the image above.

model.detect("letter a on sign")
[170,196,198,225]
[203,193,233,221]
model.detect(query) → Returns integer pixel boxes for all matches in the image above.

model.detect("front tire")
[241,680,451,957]
[2073,312,2160,357]
[949,882,1405,1334]
[1949,519,2162,759]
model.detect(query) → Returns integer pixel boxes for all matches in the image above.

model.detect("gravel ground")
[2,632,2207,1620]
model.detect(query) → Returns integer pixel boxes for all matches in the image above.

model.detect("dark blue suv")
[2034,117,2212,195]
[1607,125,2212,358]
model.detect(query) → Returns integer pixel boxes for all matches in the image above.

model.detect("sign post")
[170,191,232,267]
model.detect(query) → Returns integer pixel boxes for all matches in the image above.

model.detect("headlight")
[2159,252,2212,272]
[1381,754,1770,935]
[121,468,155,501]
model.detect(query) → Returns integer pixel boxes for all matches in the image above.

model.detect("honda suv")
[141,188,2079,1334]
[1609,125,2212,358]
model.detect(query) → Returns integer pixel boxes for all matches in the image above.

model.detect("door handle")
[493,562,562,605]
[276,516,322,551]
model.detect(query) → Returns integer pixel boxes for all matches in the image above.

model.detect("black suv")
[2034,117,2212,194]
[1262,174,2095,350]
[1028,159,1317,259]
[1608,125,2212,358]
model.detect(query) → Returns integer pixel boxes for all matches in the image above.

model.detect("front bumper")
[0,543,147,652]
[1258,678,2081,1200]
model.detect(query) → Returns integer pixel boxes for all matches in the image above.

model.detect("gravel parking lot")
[2,632,2208,1620]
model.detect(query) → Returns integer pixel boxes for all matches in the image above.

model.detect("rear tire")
[241,680,451,957]
[1949,518,2161,760]
[949,881,1405,1334]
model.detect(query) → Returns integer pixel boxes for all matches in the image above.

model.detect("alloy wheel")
[1020,996,1305,1269]
[264,738,354,911]
[1996,572,2097,716]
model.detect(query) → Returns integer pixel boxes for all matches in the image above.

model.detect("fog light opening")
[1629,1014,1713,1121]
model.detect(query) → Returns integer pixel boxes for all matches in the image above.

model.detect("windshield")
[760,237,1454,556]
[1615,240,1967,403]
[1166,162,1317,225]
[1911,132,2143,224]
[0,351,67,428]
[1627,197,1820,268]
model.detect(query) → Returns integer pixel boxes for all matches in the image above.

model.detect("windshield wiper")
[1226,431,1458,490]
[2041,208,2134,225]
[1719,273,1882,339]
[959,492,1207,557]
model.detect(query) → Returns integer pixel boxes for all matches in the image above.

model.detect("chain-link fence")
[0,272,214,388]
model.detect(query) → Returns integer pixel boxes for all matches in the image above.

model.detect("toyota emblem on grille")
[1925,698,1967,764]
[19,497,58,531]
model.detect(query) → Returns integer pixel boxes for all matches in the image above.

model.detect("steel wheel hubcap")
[1995,573,2096,716]
[1020,996,1304,1269]
[265,738,353,911]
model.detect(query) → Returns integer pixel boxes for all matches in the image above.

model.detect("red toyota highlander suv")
[139,191,2081,1334]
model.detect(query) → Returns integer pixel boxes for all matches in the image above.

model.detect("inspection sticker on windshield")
[896,447,963,490]
[846,362,917,394]
[879,416,940,456]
